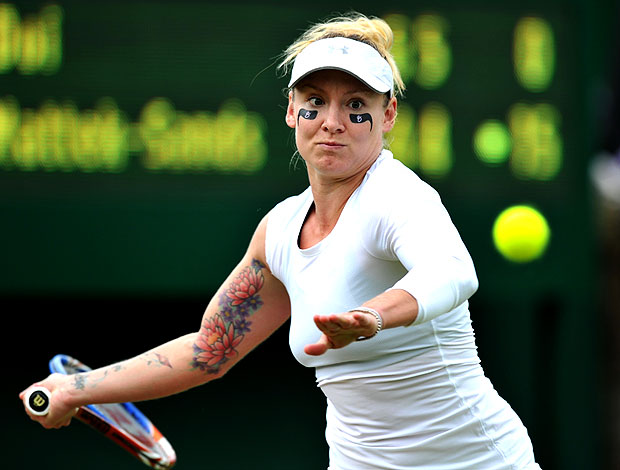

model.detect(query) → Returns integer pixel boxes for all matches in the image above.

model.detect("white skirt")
[319,351,540,470]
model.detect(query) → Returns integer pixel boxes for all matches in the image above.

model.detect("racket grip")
[25,386,52,416]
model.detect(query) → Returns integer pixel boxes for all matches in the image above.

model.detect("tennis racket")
[24,354,176,469]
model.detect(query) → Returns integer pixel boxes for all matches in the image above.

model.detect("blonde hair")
[278,12,405,98]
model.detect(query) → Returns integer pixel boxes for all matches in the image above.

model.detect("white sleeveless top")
[265,150,540,469]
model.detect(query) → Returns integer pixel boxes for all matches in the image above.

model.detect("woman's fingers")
[305,311,378,355]
[314,313,356,332]
[304,334,332,356]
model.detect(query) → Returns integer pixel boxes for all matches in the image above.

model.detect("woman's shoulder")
[272,186,312,211]
[267,186,312,229]
[363,150,440,203]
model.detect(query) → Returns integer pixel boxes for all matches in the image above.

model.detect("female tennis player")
[21,13,541,469]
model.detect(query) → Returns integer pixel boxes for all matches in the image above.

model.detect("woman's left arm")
[303,289,417,356]
[304,181,477,356]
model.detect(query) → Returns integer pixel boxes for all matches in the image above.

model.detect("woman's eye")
[309,97,324,106]
[349,100,363,110]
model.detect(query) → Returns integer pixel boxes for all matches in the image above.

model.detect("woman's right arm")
[20,214,291,428]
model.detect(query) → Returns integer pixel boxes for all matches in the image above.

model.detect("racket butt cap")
[25,386,51,416]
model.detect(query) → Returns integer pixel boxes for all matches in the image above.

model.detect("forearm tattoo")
[72,369,110,390]
[73,373,87,390]
[191,259,265,374]
[70,361,142,391]
[141,352,173,369]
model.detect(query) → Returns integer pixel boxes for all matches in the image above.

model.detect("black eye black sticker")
[350,113,373,131]
[298,108,318,125]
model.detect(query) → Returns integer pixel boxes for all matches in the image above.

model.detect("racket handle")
[25,386,52,416]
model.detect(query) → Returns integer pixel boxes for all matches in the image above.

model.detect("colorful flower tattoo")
[192,259,265,374]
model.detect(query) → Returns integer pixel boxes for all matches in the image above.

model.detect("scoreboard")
[1,1,610,469]
[0,0,594,295]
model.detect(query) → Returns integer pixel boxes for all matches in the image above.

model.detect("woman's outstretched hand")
[304,311,378,356]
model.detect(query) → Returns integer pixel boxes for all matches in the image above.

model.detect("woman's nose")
[321,105,345,133]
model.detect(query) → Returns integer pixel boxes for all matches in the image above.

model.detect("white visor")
[288,37,394,96]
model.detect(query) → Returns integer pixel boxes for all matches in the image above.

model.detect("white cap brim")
[288,37,393,95]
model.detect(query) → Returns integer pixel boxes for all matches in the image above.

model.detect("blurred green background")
[4,0,618,468]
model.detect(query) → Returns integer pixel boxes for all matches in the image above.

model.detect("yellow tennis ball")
[492,205,550,263]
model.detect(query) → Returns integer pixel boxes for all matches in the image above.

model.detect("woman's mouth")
[318,141,345,148]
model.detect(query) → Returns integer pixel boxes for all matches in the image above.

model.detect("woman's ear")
[382,96,398,133]
[285,91,296,129]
